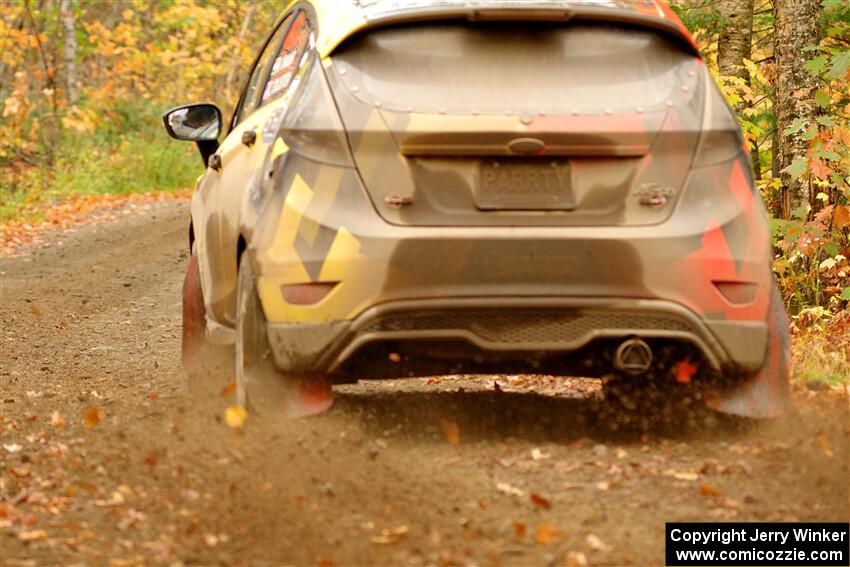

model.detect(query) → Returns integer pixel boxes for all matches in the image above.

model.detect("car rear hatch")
[325,15,708,227]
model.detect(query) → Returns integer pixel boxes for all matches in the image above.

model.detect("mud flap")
[236,251,333,419]
[182,253,206,374]
[704,285,790,418]
[255,375,333,419]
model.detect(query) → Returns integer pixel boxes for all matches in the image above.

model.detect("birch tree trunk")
[717,0,759,178]
[60,0,77,105]
[774,0,820,219]
[718,0,753,80]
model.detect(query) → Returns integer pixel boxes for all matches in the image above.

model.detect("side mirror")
[162,103,222,166]
[163,103,221,141]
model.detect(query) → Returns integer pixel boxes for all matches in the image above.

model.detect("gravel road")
[1,199,847,567]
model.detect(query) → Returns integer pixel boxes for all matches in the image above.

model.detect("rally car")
[163,0,790,419]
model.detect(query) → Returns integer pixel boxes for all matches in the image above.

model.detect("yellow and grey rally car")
[164,0,790,419]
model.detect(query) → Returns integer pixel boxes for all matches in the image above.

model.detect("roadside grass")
[0,100,200,225]
[792,310,850,386]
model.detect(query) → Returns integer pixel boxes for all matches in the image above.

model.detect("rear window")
[330,22,696,115]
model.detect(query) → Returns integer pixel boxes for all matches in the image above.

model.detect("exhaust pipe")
[614,338,653,374]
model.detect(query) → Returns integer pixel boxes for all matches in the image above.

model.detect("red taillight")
[713,281,758,305]
[281,282,338,305]
[693,77,744,167]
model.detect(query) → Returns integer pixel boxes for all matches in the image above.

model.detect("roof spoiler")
[322,3,699,57]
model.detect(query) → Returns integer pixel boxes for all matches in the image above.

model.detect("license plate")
[476,160,574,210]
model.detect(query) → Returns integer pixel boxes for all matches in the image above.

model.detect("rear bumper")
[266,296,767,380]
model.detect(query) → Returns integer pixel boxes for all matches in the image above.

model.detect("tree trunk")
[718,0,753,80]
[774,0,820,219]
[60,0,77,105]
[717,0,761,179]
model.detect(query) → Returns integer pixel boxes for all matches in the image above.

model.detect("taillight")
[279,56,354,167]
[692,75,744,167]
[281,282,338,305]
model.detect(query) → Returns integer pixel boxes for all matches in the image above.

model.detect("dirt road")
[1,199,848,567]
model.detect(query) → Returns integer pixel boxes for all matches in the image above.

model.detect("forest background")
[1,0,848,382]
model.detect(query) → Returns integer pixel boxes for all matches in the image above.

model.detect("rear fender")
[704,285,790,418]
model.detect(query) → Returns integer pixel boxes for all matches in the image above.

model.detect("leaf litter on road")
[371,525,409,544]
[439,418,460,446]
[83,407,102,428]
[224,405,247,429]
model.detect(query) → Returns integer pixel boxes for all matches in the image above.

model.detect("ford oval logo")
[507,137,545,154]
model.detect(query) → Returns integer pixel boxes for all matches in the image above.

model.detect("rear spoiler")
[322,2,699,58]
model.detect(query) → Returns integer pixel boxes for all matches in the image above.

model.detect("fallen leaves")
[1,191,191,258]
[50,411,65,428]
[699,483,721,496]
[530,492,552,510]
[565,551,589,566]
[496,482,524,497]
[530,447,550,460]
[94,490,126,508]
[439,419,460,446]
[203,532,229,547]
[586,533,612,552]
[117,508,146,531]
[219,381,237,398]
[371,525,408,544]
[143,450,158,467]
[535,523,560,545]
[816,431,834,457]
[83,407,102,428]
[224,405,247,429]
[663,469,699,481]
[17,529,48,542]
[513,521,526,539]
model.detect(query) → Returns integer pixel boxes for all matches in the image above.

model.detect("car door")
[192,9,314,328]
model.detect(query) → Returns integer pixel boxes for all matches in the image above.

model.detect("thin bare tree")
[60,0,78,105]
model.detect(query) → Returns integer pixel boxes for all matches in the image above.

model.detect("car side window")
[260,12,312,105]
[234,14,293,125]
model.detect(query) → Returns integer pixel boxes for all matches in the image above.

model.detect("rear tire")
[182,252,232,398]
[235,251,333,418]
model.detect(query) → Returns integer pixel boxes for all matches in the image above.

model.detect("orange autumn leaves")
[439,418,460,446]
[43,408,102,428]
[83,407,103,428]
[2,191,191,258]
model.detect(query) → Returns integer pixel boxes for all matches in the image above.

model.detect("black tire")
[182,252,232,398]
[234,251,333,418]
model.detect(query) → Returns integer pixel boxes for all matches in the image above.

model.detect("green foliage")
[686,0,850,315]
[53,104,199,198]
[1,0,280,222]
[0,99,197,221]
[768,2,850,314]
[669,1,724,44]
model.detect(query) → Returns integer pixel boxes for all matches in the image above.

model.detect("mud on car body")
[163,0,790,419]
